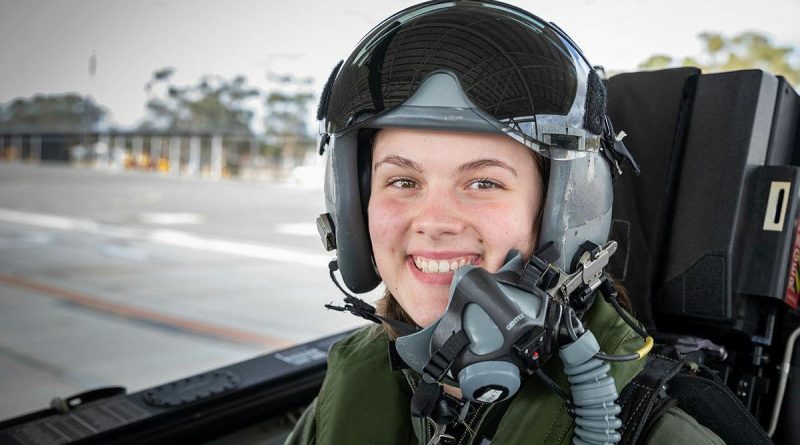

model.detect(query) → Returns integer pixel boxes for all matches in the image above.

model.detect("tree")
[0,94,108,132]
[263,72,316,165]
[638,32,800,85]
[140,68,261,134]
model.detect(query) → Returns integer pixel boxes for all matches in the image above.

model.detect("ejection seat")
[606,67,800,443]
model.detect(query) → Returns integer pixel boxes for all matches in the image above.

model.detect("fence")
[0,131,316,180]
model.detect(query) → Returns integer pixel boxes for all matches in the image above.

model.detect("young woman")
[288,1,726,443]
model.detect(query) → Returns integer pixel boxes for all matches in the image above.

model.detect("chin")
[408,295,450,328]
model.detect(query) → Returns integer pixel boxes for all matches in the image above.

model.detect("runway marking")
[0,208,330,267]
[138,212,205,225]
[274,222,318,237]
[0,273,295,349]
[148,229,327,265]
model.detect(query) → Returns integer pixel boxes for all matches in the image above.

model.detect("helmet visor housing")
[322,0,603,160]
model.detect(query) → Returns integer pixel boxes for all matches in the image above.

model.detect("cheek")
[368,200,395,242]
[367,197,408,259]
[482,199,540,257]
[367,199,410,297]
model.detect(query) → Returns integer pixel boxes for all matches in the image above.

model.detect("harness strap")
[669,364,773,445]
[617,345,774,445]
[616,345,684,444]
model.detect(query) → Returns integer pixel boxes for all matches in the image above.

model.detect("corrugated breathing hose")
[559,330,622,445]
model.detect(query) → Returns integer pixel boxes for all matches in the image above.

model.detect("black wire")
[328,260,356,300]
[583,277,650,362]
[608,295,649,339]
[595,352,640,362]
[535,369,573,412]
[326,260,382,324]
[608,296,648,339]
[565,308,579,342]
[600,278,649,339]
[325,259,419,335]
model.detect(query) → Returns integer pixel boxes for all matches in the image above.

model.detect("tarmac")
[0,162,371,420]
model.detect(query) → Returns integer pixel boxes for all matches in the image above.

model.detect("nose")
[411,188,467,239]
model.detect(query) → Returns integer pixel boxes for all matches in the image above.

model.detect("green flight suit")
[286,296,725,444]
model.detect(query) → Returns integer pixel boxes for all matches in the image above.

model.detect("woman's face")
[368,128,544,328]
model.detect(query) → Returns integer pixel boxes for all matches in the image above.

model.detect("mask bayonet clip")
[544,240,618,304]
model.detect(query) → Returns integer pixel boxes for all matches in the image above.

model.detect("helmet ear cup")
[329,129,382,293]
[538,153,613,273]
[357,129,376,225]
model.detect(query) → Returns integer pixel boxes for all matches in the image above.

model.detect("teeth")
[427,260,437,273]
[413,256,476,274]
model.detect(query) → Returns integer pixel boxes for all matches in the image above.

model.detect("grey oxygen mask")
[325,240,652,445]
[394,251,561,403]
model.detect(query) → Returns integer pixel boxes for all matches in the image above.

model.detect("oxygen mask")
[326,241,654,445]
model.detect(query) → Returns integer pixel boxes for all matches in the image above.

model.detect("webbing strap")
[517,243,560,294]
[410,380,443,418]
[617,345,774,445]
[670,366,773,445]
[410,329,471,423]
[423,330,471,382]
[518,257,546,294]
[617,346,684,444]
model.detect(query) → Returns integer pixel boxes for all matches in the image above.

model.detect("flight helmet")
[316,0,636,293]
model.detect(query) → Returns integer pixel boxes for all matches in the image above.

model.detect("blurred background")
[0,0,798,421]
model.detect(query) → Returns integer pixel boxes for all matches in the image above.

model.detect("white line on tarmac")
[138,212,205,225]
[0,208,330,267]
[273,222,318,237]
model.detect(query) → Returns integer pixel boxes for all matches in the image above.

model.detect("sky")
[1,0,798,131]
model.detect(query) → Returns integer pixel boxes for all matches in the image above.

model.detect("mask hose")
[559,329,622,445]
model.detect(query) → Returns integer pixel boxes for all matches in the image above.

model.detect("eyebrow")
[372,155,518,177]
[457,158,518,177]
[373,155,423,173]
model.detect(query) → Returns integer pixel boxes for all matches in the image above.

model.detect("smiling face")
[368,128,544,328]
